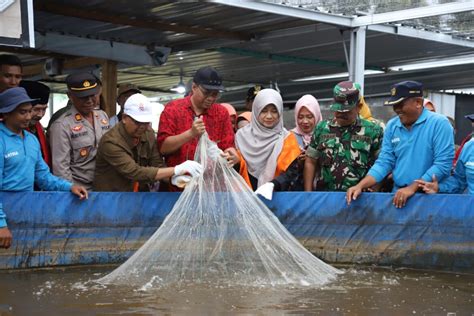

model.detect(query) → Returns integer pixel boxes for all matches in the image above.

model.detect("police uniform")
[49,73,110,190]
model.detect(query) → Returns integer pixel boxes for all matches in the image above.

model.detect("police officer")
[304,81,384,191]
[49,73,110,190]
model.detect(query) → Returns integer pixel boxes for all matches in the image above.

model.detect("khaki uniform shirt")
[49,106,110,190]
[93,122,164,192]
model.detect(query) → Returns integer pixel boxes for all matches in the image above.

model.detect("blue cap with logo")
[0,87,39,113]
[385,81,423,106]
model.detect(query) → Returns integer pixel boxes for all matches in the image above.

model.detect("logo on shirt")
[466,161,474,167]
[79,148,88,157]
[391,137,400,144]
[4,151,19,159]
[71,125,83,132]
[101,119,108,125]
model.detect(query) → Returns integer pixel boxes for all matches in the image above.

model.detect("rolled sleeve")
[305,145,320,160]
[306,123,323,160]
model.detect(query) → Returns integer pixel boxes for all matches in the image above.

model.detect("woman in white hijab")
[235,89,301,192]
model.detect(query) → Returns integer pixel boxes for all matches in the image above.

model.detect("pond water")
[0,265,472,315]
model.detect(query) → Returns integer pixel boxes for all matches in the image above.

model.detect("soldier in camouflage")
[303,81,383,191]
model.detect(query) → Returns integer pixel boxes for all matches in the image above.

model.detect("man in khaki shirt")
[49,73,110,190]
[93,94,202,192]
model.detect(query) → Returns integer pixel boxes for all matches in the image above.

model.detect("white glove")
[208,144,223,160]
[174,160,203,177]
[255,182,275,200]
[171,175,192,188]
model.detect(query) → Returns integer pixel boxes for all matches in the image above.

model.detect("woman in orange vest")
[235,89,300,192]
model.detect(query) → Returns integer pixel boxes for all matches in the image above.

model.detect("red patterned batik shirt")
[157,96,235,167]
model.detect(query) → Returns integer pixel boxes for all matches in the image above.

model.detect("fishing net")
[98,133,340,288]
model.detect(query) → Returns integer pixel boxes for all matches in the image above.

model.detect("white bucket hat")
[124,93,152,123]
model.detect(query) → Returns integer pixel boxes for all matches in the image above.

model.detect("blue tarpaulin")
[0,191,472,272]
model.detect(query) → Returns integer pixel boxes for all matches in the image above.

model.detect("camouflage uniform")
[306,117,383,191]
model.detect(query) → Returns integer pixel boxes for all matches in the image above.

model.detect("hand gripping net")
[98,133,340,288]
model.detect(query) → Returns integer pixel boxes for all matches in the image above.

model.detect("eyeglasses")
[198,86,220,98]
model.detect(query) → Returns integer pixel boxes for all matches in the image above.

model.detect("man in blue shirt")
[0,87,88,249]
[416,129,474,195]
[346,81,454,208]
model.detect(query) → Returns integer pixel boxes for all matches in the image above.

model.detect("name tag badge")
[4,151,19,159]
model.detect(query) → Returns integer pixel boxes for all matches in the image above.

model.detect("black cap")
[193,66,224,91]
[66,72,100,97]
[246,85,264,101]
[384,81,423,106]
[19,80,50,105]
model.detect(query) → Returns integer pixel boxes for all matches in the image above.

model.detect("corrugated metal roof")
[1,0,472,105]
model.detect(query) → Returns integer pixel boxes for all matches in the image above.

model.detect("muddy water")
[0,266,472,315]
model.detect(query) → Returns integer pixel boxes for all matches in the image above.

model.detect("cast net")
[98,133,340,288]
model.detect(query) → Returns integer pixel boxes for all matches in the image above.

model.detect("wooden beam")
[35,1,253,41]
[23,64,45,77]
[101,60,118,117]
[0,45,73,59]
[21,57,104,77]
[63,57,102,69]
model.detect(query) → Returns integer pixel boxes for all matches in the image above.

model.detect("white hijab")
[235,89,289,187]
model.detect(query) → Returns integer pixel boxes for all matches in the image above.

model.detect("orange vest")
[238,133,301,188]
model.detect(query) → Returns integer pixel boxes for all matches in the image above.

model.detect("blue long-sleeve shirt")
[1,123,72,227]
[439,137,474,194]
[368,109,454,190]
[0,203,5,228]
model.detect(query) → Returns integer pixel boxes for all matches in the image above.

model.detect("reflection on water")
[0,265,473,315]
